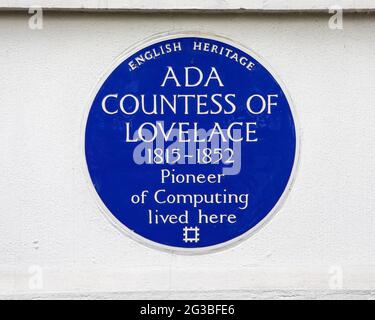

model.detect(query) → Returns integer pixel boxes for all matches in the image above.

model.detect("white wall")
[2,0,375,11]
[1,11,375,299]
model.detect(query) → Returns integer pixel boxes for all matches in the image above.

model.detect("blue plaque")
[84,33,299,253]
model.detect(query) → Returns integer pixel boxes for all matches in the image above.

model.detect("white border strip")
[1,0,375,12]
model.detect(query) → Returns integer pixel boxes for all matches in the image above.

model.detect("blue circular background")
[85,36,297,250]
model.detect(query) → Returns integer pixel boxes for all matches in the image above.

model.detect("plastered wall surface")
[0,12,375,299]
